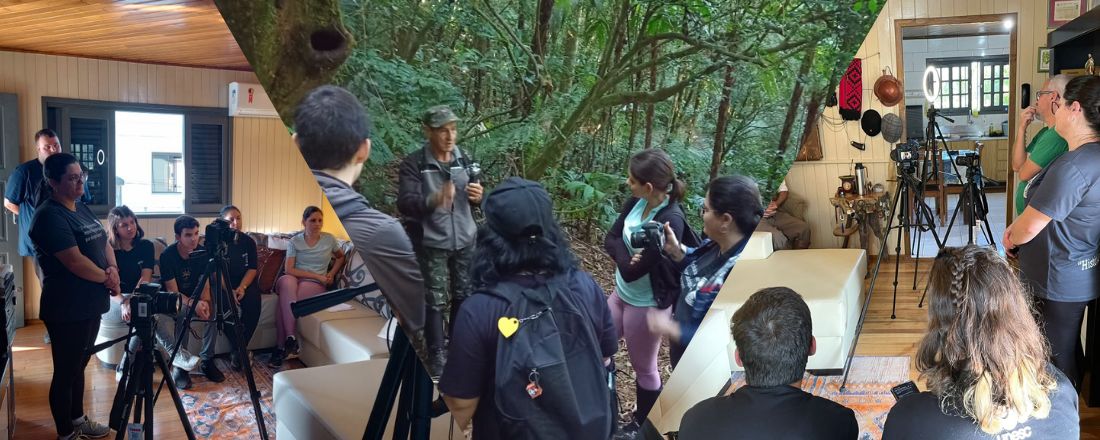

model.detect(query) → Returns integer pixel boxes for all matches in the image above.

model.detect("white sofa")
[648,230,867,434]
[274,359,459,440]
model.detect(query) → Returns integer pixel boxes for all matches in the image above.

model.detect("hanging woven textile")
[839,58,862,121]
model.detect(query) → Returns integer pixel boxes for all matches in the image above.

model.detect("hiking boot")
[613,420,641,440]
[200,360,225,383]
[173,367,192,390]
[72,415,110,438]
[427,348,446,382]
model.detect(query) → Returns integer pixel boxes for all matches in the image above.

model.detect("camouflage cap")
[422,105,459,128]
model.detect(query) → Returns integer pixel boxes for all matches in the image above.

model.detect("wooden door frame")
[893,13,1019,255]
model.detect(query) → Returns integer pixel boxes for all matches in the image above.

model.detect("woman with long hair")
[1005,75,1100,388]
[28,153,118,439]
[105,206,154,320]
[439,177,617,439]
[604,149,699,435]
[648,175,762,367]
[218,205,263,371]
[883,245,1078,439]
[270,205,346,367]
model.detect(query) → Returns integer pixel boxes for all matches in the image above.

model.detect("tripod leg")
[411,360,434,440]
[891,184,910,320]
[841,181,904,391]
[364,330,414,440]
[213,258,270,440]
[154,349,197,440]
[394,352,416,440]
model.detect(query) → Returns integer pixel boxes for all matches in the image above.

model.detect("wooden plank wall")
[0,50,346,319]
[787,0,1050,253]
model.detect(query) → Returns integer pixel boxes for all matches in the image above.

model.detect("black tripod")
[89,291,195,440]
[157,235,270,439]
[840,159,942,390]
[289,283,445,440]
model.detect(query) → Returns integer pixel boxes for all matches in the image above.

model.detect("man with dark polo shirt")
[677,287,857,439]
[292,85,439,378]
[157,215,218,389]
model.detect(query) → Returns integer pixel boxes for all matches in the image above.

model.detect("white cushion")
[739,231,774,260]
[648,308,732,434]
[274,360,458,440]
[714,249,866,370]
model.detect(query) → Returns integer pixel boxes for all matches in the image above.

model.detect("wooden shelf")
[1048,7,1100,74]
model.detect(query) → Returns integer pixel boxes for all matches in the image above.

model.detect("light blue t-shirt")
[288,232,339,275]
[614,197,669,307]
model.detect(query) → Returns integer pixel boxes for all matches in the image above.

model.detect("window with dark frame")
[980,57,1010,113]
[43,98,231,216]
[151,152,183,194]
[926,55,1010,116]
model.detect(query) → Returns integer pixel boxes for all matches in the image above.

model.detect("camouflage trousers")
[416,245,475,326]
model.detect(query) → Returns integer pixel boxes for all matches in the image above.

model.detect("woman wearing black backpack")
[440,177,618,440]
[604,149,699,437]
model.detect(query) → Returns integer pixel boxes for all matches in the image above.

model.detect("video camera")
[954,151,980,168]
[629,221,665,250]
[204,217,236,255]
[129,282,180,322]
[444,161,483,184]
[890,140,922,165]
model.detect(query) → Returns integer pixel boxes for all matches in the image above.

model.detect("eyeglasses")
[63,171,88,183]
[1036,90,1057,100]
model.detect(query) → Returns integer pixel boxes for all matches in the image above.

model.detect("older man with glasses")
[1012,75,1072,217]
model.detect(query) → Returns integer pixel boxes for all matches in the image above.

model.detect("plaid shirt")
[676,237,746,344]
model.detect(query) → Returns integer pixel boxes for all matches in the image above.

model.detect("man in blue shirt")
[5,129,63,343]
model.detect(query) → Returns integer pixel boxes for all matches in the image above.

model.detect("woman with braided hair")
[1005,75,1100,389]
[883,245,1078,439]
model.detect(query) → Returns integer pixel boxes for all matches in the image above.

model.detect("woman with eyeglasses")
[1006,75,1100,390]
[28,153,117,439]
[1012,75,1071,216]
[647,175,763,367]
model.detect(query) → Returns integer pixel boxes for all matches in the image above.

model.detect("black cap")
[482,177,557,247]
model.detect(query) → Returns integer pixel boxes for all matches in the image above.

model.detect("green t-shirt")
[1016,127,1068,215]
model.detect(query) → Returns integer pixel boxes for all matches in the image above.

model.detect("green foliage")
[331,0,877,238]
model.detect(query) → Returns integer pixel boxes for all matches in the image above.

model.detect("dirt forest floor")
[567,232,673,423]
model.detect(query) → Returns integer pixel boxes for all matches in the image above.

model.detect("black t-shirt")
[225,232,258,288]
[437,270,618,440]
[883,366,1078,440]
[678,384,858,440]
[114,239,155,294]
[159,243,204,297]
[28,199,111,322]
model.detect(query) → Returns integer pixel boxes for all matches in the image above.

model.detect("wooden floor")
[10,255,1100,438]
[856,255,1100,439]
[10,326,296,439]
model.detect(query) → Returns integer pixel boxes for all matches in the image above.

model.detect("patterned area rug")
[179,356,298,439]
[729,356,910,440]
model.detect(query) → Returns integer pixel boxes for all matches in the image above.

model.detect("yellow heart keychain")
[498,317,520,338]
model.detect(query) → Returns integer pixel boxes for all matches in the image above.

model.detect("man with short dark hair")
[156,215,217,389]
[397,106,483,369]
[293,85,439,377]
[677,287,857,439]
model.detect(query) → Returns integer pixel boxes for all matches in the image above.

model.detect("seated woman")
[649,175,763,367]
[883,245,1079,439]
[270,206,345,367]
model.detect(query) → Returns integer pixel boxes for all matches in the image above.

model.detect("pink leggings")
[275,274,328,349]
[607,290,669,391]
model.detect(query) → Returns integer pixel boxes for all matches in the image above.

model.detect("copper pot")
[874,67,902,107]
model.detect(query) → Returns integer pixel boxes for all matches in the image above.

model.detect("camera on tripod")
[890,140,922,165]
[629,221,665,250]
[204,218,236,254]
[954,152,980,168]
[130,282,180,321]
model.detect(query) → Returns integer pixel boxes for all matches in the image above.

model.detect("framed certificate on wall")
[1049,0,1087,28]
